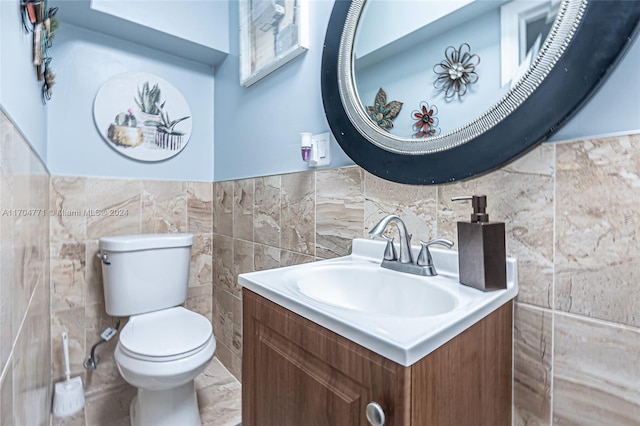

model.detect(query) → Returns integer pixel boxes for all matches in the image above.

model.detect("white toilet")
[98,233,216,426]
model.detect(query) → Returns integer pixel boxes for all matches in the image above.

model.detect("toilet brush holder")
[53,332,85,417]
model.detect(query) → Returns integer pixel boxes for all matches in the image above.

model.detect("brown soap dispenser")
[452,195,506,291]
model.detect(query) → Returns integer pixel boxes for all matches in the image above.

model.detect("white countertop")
[239,238,518,366]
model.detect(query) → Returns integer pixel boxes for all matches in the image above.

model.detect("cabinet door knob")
[365,402,386,425]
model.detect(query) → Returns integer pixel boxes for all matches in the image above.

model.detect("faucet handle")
[417,238,454,269]
[381,236,397,261]
[424,238,454,249]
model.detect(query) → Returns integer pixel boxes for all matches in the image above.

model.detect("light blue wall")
[5,0,639,183]
[47,24,215,181]
[0,0,48,160]
[213,0,352,182]
[549,31,640,142]
[0,3,3,102]
[355,0,478,58]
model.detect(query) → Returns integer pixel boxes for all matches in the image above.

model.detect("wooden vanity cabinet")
[242,289,512,426]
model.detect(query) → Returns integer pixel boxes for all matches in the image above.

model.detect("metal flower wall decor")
[412,101,441,138]
[366,88,403,130]
[433,43,480,99]
[20,0,59,103]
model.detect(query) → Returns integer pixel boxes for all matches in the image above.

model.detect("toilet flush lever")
[96,253,111,265]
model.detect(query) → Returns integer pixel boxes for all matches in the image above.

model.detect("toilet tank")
[98,233,194,316]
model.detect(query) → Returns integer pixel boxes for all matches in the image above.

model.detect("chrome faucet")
[368,215,413,264]
[369,215,454,276]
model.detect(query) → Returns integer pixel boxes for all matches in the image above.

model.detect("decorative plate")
[93,72,192,162]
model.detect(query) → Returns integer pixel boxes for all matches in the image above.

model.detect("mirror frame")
[321,0,640,185]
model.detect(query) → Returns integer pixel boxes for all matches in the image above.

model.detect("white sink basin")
[285,262,459,317]
[239,238,518,366]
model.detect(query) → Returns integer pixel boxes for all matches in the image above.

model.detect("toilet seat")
[119,306,212,362]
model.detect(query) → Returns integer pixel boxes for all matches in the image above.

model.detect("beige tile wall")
[0,111,51,426]
[210,133,640,424]
[49,176,213,425]
[44,132,639,425]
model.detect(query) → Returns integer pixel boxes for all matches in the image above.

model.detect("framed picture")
[239,0,309,87]
[500,0,561,88]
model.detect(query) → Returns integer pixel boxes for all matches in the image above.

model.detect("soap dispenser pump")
[452,195,506,291]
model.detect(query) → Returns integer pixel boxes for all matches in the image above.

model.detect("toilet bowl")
[115,307,215,426]
[98,233,215,426]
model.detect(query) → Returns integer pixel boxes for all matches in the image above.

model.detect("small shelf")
[52,0,229,67]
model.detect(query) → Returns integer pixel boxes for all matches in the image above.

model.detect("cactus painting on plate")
[107,108,143,147]
[135,81,167,146]
[94,72,192,161]
[135,82,165,115]
[152,102,191,151]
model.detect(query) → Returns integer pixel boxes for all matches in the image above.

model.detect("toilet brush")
[53,332,85,417]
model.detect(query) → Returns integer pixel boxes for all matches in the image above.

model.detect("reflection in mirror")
[353,0,560,138]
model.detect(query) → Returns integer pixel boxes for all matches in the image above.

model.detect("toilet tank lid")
[99,233,194,252]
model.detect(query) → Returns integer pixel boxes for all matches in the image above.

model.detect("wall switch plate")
[309,132,332,167]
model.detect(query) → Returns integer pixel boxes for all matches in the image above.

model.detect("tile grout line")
[251,179,255,247]
[313,170,317,259]
[48,176,55,420]
[362,169,366,239]
[184,181,188,234]
[278,176,282,263]
[554,308,640,331]
[0,273,41,385]
[550,142,556,425]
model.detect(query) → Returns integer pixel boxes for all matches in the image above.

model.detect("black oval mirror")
[322,0,640,185]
